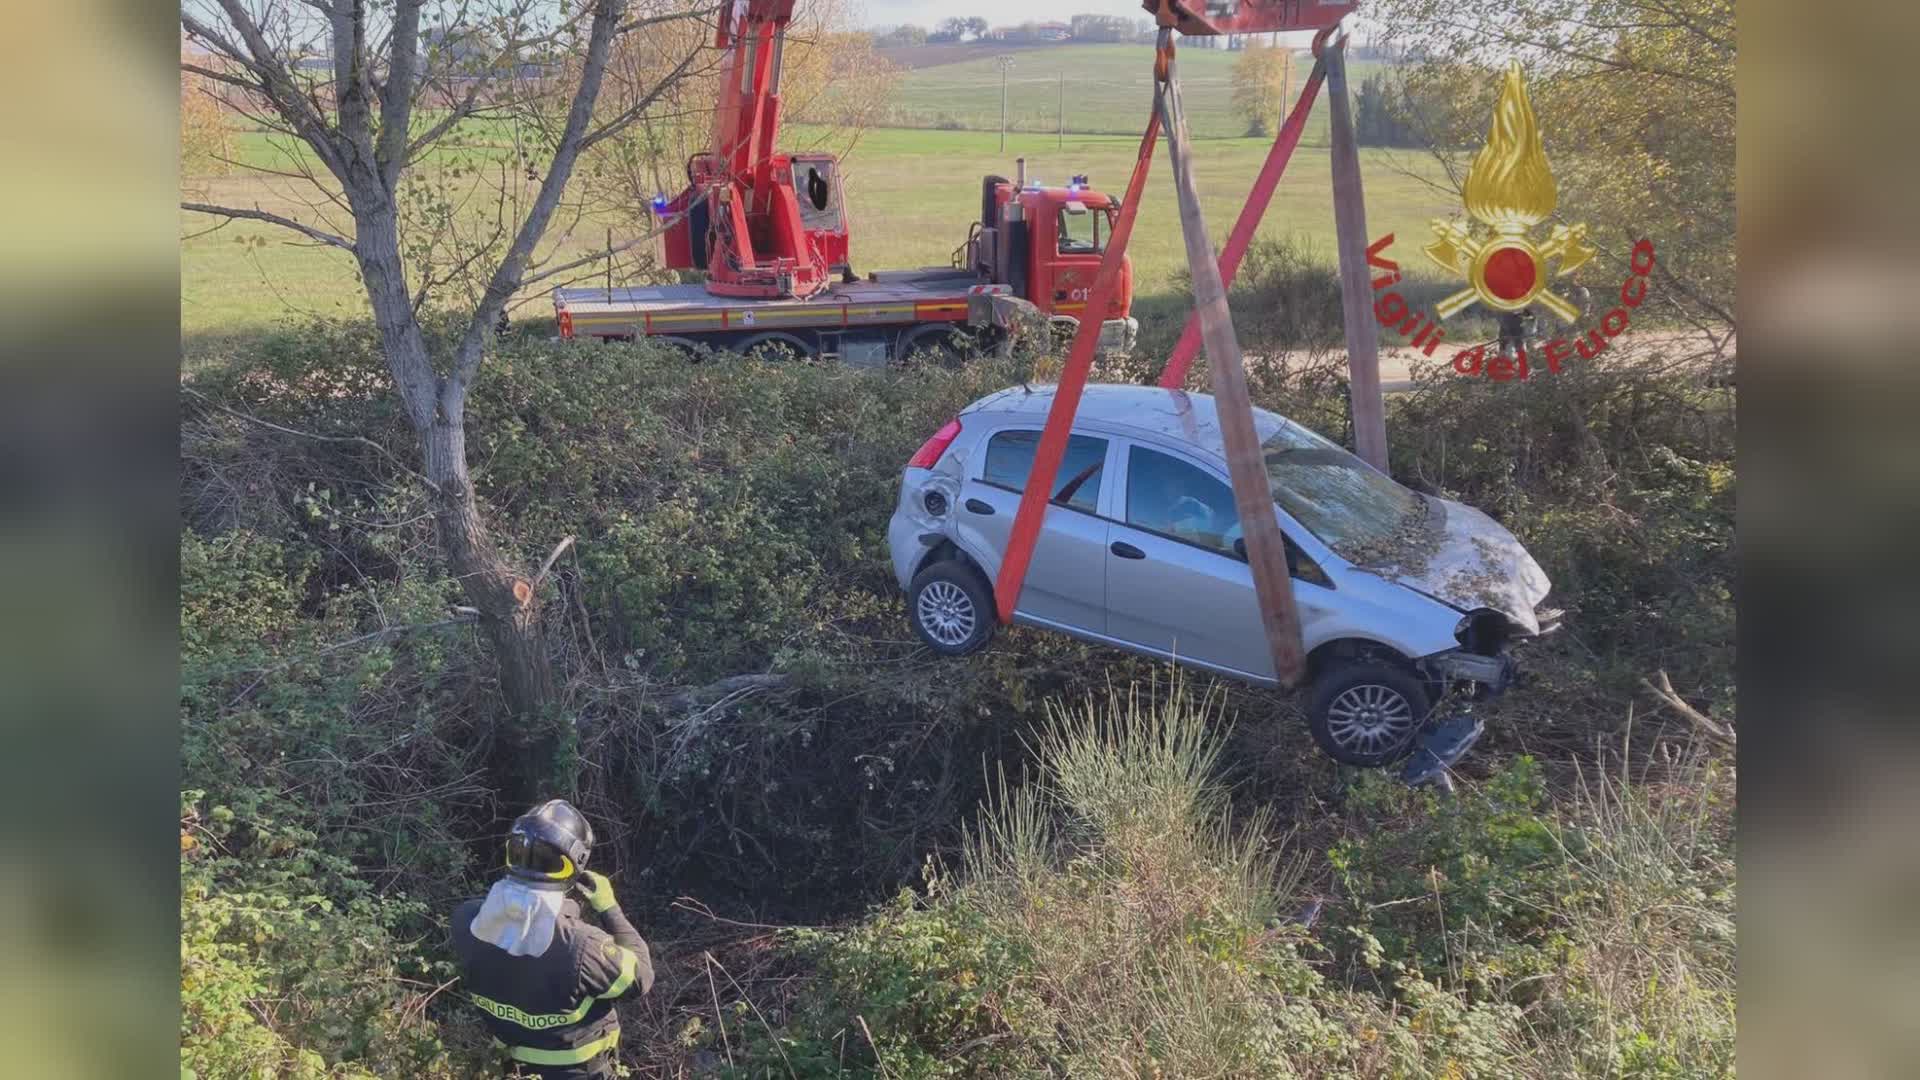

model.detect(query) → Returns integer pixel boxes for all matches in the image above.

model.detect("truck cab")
[962,166,1135,345]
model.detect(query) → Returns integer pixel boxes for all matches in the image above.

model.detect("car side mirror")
[1233,537,1247,560]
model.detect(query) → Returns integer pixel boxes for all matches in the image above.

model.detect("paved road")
[1266,330,1733,393]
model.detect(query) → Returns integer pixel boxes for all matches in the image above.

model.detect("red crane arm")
[711,0,796,181]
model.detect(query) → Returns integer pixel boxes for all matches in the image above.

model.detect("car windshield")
[1260,419,1425,555]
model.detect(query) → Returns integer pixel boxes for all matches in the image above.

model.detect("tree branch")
[533,535,576,585]
[180,385,430,491]
[406,75,490,163]
[181,201,357,252]
[446,0,631,396]
[617,4,722,36]
[194,1,351,182]
[179,60,258,92]
[328,0,377,165]
[516,229,665,291]
[377,0,426,191]
[660,674,794,714]
[1641,670,1735,746]
[578,45,704,152]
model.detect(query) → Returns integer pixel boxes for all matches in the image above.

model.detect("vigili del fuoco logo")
[1365,62,1656,381]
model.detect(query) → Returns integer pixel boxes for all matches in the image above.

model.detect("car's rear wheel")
[908,560,996,656]
[1308,661,1431,766]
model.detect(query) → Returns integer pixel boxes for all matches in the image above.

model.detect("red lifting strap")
[1158,55,1328,390]
[992,99,1163,626]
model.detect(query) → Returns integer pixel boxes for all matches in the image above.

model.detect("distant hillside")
[853,42,1387,141]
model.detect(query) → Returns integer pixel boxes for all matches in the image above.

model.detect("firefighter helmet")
[504,799,594,884]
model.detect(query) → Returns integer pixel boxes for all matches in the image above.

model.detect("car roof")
[963,383,1287,459]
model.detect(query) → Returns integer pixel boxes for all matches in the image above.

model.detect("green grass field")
[856,42,1385,140]
[831,125,1450,280]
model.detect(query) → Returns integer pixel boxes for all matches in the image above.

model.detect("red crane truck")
[552,0,1137,366]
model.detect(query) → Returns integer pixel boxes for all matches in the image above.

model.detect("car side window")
[982,429,1107,512]
[1126,446,1239,555]
[1125,445,1331,584]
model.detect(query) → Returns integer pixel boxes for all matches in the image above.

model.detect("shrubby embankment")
[181,246,1732,1076]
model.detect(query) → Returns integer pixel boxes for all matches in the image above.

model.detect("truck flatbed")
[556,267,988,340]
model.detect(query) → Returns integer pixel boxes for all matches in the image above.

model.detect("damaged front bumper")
[1402,711,1485,788]
[1422,648,1518,696]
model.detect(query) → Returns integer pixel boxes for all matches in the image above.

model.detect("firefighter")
[1496,306,1538,360]
[451,799,655,1078]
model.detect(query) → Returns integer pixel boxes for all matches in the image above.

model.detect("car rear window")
[982,429,1107,512]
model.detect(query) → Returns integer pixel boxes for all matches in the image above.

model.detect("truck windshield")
[1056,205,1110,254]
[1260,420,1426,557]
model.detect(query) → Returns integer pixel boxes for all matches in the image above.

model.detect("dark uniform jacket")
[451,888,655,1078]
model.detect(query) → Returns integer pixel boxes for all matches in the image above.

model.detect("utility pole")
[1281,47,1292,120]
[996,55,1015,152]
[1325,37,1389,471]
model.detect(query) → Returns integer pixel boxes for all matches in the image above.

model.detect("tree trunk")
[419,414,556,718]
[355,201,561,807]
[421,410,563,807]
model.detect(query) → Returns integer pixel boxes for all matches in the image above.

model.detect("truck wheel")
[737,332,814,363]
[649,336,707,362]
[897,326,971,370]
[907,560,996,656]
[1308,661,1431,766]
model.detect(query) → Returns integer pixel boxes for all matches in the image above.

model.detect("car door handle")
[964,498,994,515]
[1110,541,1146,559]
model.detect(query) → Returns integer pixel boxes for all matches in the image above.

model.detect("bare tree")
[181,0,710,800]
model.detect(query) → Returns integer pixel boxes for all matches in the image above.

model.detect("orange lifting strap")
[993,5,1370,691]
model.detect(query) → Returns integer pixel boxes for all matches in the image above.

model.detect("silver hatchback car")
[887,384,1559,766]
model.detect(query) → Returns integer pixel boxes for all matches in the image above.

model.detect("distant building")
[987,21,1074,43]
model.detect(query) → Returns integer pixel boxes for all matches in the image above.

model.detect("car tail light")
[908,417,962,469]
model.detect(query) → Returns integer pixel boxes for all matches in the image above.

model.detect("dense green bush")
[1389,350,1736,723]
[724,683,1550,1078]
[1329,748,1736,1077]
[180,531,485,1075]
[181,792,466,1079]
[726,694,1733,1078]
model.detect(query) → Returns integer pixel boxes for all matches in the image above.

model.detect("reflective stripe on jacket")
[451,892,654,1078]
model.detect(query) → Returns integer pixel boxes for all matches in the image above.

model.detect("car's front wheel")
[907,560,996,656]
[1308,661,1432,766]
